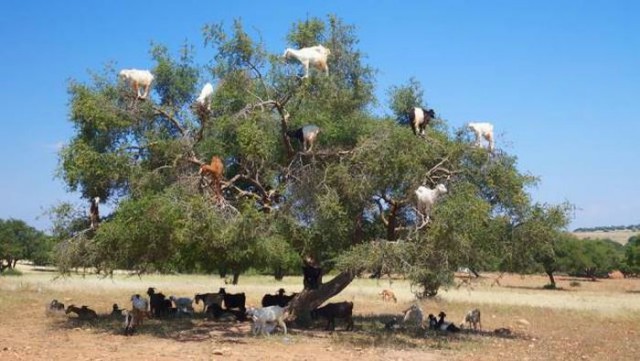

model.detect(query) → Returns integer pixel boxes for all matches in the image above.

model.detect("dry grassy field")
[1,266,640,361]
[572,230,638,245]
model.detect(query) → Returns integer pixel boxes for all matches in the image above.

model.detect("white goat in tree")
[89,196,100,229]
[119,69,154,99]
[195,82,214,111]
[415,184,447,223]
[283,45,331,78]
[467,122,495,152]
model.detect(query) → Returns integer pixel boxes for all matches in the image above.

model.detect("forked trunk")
[286,270,356,326]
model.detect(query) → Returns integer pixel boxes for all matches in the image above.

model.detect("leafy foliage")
[53,15,571,298]
[0,218,50,271]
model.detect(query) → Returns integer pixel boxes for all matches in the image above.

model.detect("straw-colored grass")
[1,265,639,360]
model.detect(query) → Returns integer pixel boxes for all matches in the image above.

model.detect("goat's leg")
[278,319,287,335]
[303,61,310,78]
[142,84,150,99]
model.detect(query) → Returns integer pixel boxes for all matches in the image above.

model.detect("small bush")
[1,268,23,276]
[569,281,581,287]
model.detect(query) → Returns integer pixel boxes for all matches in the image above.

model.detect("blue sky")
[0,0,638,232]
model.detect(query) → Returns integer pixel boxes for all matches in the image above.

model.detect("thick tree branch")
[152,104,186,136]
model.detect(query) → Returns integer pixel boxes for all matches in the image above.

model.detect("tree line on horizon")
[573,224,640,233]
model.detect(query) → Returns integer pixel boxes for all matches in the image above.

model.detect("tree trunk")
[232,271,240,285]
[274,266,284,281]
[12,259,18,268]
[546,270,556,287]
[218,268,227,278]
[286,270,356,326]
[470,268,481,278]
[386,204,398,241]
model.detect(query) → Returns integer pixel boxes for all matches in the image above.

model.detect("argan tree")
[55,15,568,322]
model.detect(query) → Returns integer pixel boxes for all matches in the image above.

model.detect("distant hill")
[572,228,639,245]
[573,224,640,233]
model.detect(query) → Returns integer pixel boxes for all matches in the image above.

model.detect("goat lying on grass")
[65,305,98,320]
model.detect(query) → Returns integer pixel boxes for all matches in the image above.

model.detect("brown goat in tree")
[199,156,224,200]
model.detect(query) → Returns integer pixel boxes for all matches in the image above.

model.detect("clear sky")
[0,0,638,232]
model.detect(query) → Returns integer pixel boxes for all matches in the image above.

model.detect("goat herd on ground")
[112,43,496,226]
[46,286,496,338]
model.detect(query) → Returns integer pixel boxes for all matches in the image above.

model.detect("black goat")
[311,301,354,331]
[147,287,171,318]
[437,311,461,332]
[261,288,297,307]
[206,303,247,322]
[218,288,246,311]
[408,107,435,137]
[111,303,123,318]
[303,265,322,290]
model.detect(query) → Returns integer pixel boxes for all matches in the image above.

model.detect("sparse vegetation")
[1,265,640,360]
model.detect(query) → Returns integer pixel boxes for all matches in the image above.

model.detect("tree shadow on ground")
[501,285,571,292]
[48,311,530,349]
[49,311,252,342]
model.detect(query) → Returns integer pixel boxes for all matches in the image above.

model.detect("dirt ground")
[1,267,639,360]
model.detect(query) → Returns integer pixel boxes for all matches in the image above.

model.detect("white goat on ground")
[461,308,482,331]
[195,82,214,110]
[415,183,447,222]
[119,69,154,99]
[170,295,194,314]
[246,305,288,336]
[402,304,424,328]
[467,122,495,152]
[283,45,331,78]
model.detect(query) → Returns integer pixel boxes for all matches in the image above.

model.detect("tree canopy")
[53,15,571,314]
[0,218,50,271]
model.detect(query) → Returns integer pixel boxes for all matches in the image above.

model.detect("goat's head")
[435,184,447,194]
[118,69,130,80]
[283,48,293,59]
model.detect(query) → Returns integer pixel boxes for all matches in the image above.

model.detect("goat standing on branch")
[467,122,495,152]
[199,156,224,201]
[119,69,154,100]
[415,183,447,223]
[195,82,214,111]
[286,125,320,152]
[283,45,331,78]
[89,196,100,229]
[409,107,435,137]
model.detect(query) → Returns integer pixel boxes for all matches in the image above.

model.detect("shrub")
[0,268,23,276]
